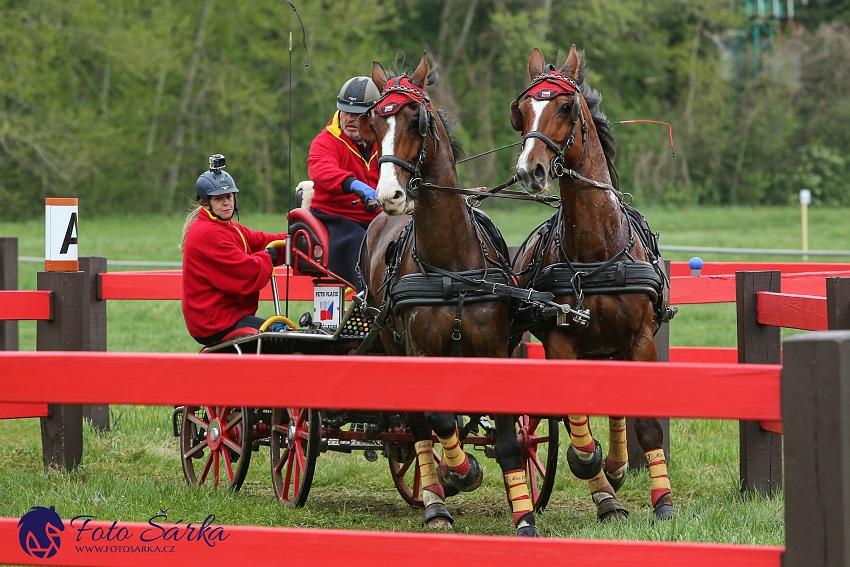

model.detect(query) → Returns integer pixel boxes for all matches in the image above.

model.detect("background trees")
[0,0,847,218]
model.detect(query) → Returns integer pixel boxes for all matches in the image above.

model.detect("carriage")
[172,198,559,511]
[173,46,678,531]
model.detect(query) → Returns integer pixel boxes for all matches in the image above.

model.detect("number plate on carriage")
[314,285,345,330]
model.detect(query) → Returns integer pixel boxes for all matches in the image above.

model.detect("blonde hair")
[180,205,204,252]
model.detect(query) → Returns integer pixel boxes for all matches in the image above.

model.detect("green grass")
[3,205,846,545]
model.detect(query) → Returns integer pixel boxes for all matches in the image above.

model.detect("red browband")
[375,75,430,116]
[515,72,578,102]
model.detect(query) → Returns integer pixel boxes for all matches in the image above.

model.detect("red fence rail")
[0,351,783,567]
[0,290,52,320]
[0,517,782,567]
[0,352,781,420]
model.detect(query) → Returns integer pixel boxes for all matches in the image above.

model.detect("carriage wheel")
[517,416,559,512]
[180,406,253,492]
[270,408,320,507]
[388,448,442,508]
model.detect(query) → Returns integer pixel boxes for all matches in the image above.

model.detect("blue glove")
[348,179,377,204]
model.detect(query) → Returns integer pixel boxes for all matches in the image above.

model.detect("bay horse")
[359,54,542,536]
[511,47,677,521]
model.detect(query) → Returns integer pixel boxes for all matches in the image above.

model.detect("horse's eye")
[559,102,572,115]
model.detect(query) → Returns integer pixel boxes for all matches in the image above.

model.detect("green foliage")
[1,1,849,217]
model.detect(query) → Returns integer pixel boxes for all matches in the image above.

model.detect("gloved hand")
[264,240,286,267]
[346,179,377,205]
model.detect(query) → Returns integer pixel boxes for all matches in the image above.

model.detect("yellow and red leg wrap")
[438,428,470,475]
[606,416,628,471]
[415,440,444,499]
[504,469,534,526]
[646,449,671,507]
[568,415,595,453]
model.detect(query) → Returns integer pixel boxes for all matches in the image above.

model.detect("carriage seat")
[287,181,329,277]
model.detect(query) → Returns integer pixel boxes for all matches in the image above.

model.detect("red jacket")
[306,112,380,222]
[182,209,286,339]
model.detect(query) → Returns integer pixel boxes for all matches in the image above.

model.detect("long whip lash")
[614,120,676,210]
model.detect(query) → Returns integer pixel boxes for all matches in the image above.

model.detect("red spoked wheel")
[517,416,559,512]
[388,447,442,508]
[270,408,320,507]
[180,406,253,491]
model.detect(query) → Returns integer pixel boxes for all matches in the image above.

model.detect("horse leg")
[568,417,629,522]
[605,416,629,491]
[406,412,453,531]
[493,414,541,537]
[565,415,604,480]
[634,417,677,520]
[628,329,677,520]
[425,412,484,494]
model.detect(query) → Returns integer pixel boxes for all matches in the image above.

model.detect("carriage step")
[325,438,383,453]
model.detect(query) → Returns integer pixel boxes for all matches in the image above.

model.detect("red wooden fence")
[0,517,782,567]
[0,351,782,567]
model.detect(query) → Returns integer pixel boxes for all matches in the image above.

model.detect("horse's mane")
[384,66,465,163]
[572,51,619,190]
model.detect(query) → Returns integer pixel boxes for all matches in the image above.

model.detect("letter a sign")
[45,198,79,271]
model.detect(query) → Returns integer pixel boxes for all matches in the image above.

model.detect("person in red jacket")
[181,154,287,346]
[306,76,382,289]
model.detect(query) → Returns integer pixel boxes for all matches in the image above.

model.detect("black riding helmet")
[195,154,239,219]
[337,76,380,114]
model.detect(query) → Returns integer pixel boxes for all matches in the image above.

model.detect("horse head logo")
[18,506,64,559]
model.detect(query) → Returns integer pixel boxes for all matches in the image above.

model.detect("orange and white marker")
[45,198,79,272]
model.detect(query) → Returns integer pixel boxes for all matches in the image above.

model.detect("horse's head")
[359,53,439,215]
[512,46,589,195]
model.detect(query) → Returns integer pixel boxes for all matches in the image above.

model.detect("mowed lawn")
[1,205,847,543]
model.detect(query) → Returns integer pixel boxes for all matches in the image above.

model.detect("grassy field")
[1,205,848,545]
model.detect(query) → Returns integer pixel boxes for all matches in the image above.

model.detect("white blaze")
[376,116,407,213]
[516,99,550,172]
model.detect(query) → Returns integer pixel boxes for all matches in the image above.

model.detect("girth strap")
[531,260,664,303]
[390,268,553,314]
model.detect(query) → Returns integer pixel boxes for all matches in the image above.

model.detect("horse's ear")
[510,100,524,132]
[561,45,580,80]
[372,60,388,91]
[411,51,429,88]
[528,48,545,80]
[358,113,376,144]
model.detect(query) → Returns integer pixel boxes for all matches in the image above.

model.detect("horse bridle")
[514,73,590,180]
[373,77,439,198]
[515,76,621,195]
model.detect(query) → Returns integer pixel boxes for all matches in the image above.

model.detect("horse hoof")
[567,440,603,480]
[438,453,483,493]
[596,497,629,523]
[605,461,628,492]
[436,466,460,498]
[653,503,678,521]
[423,502,453,531]
[517,525,542,537]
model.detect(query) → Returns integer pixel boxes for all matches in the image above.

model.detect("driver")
[181,154,287,346]
[306,76,382,289]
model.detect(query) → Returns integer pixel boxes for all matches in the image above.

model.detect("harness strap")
[531,261,664,303]
[450,292,466,357]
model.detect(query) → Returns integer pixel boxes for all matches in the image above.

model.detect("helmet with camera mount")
[195,154,239,202]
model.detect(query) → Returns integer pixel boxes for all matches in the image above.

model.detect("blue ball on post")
[688,256,703,277]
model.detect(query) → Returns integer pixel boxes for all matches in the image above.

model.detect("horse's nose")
[392,190,404,202]
[533,163,547,184]
[516,167,531,185]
